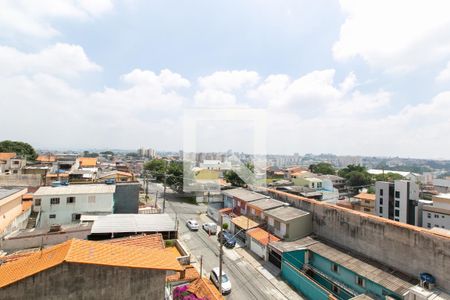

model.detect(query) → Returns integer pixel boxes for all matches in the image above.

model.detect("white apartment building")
[199,160,232,170]
[422,194,450,230]
[33,184,116,228]
[375,180,419,225]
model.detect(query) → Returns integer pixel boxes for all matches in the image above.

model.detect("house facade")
[33,184,115,228]
[0,187,29,238]
[422,193,450,230]
[264,206,312,241]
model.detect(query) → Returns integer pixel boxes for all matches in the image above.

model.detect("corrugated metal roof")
[34,184,115,196]
[90,214,176,234]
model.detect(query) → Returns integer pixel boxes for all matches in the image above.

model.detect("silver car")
[202,222,218,235]
[186,219,199,231]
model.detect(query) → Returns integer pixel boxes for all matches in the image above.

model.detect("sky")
[1,0,450,159]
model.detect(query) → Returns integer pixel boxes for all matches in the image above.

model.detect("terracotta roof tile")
[354,193,376,201]
[247,227,280,245]
[102,234,165,249]
[0,239,182,288]
[78,157,98,167]
[36,155,55,162]
[0,153,16,160]
[187,277,224,300]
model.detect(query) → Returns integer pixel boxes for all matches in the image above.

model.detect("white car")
[186,219,199,231]
[202,222,218,235]
[210,267,231,295]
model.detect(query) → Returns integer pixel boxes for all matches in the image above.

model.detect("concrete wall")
[0,174,42,187]
[0,263,166,300]
[268,189,450,292]
[1,228,90,251]
[114,182,140,214]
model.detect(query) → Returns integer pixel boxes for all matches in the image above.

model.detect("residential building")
[272,236,416,300]
[292,176,323,189]
[368,169,422,182]
[0,187,29,238]
[264,206,312,241]
[0,153,26,175]
[375,180,419,225]
[97,170,134,182]
[317,174,346,192]
[422,194,450,230]
[222,188,267,214]
[138,148,157,158]
[246,227,280,260]
[0,239,182,299]
[230,215,260,241]
[433,178,450,194]
[350,193,376,214]
[33,184,116,228]
[246,198,286,222]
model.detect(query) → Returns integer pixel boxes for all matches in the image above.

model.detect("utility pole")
[163,160,168,213]
[200,255,203,277]
[218,216,224,294]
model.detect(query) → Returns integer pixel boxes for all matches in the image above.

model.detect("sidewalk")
[235,247,304,300]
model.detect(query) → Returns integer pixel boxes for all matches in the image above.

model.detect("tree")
[82,151,99,158]
[144,159,167,181]
[100,151,114,156]
[309,162,336,175]
[374,172,405,182]
[338,165,372,187]
[0,140,37,160]
[223,163,254,187]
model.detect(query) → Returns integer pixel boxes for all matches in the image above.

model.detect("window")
[35,198,41,206]
[88,196,96,203]
[427,223,431,228]
[72,213,81,221]
[66,197,76,204]
[274,220,281,230]
[379,207,383,214]
[364,208,370,212]
[379,198,383,205]
[395,191,400,198]
[332,285,339,294]
[395,210,400,217]
[365,200,370,204]
[427,213,431,218]
[435,214,439,218]
[442,216,445,218]
[331,263,339,273]
[380,189,384,196]
[395,201,400,208]
[49,214,56,219]
[356,276,365,287]
[50,198,60,205]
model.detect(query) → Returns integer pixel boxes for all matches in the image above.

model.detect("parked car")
[210,267,232,295]
[202,222,218,235]
[186,219,199,231]
[218,230,236,248]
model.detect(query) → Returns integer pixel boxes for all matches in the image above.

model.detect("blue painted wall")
[281,250,401,300]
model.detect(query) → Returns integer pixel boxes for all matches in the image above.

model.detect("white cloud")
[121,69,191,89]
[436,61,450,82]
[0,43,101,77]
[333,0,450,72]
[194,89,237,107]
[0,0,114,38]
[198,70,260,92]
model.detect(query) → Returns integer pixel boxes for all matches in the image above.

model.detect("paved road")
[143,182,300,300]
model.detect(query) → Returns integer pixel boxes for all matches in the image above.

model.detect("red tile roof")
[187,277,224,300]
[247,227,280,245]
[0,153,16,160]
[166,265,200,283]
[102,234,165,249]
[0,239,183,288]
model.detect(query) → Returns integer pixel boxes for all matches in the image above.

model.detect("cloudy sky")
[1,0,450,159]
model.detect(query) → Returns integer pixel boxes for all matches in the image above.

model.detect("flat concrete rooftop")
[264,206,309,221]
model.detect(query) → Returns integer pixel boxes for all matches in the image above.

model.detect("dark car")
[218,230,236,248]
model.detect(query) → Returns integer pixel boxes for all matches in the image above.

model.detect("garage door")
[268,248,282,268]
[250,238,265,258]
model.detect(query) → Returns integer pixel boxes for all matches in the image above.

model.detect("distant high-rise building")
[375,180,419,225]
[138,148,157,158]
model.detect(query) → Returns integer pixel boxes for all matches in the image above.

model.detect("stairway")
[26,211,38,229]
